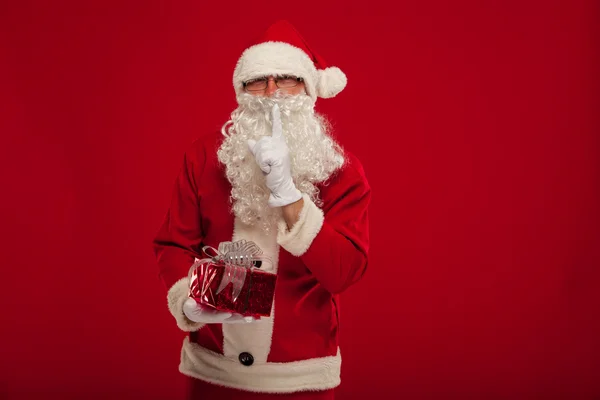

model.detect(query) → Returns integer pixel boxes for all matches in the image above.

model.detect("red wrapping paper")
[189,259,277,318]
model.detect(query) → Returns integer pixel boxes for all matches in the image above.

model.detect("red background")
[1,1,599,399]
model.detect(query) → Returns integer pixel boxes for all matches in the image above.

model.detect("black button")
[238,352,254,366]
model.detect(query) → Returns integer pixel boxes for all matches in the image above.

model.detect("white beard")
[217,91,345,233]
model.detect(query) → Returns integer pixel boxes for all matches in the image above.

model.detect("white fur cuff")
[277,193,324,256]
[167,277,204,332]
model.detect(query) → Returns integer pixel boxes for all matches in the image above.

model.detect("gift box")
[188,240,277,318]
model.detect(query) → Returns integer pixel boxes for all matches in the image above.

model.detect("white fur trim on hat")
[234,42,318,100]
[233,42,346,100]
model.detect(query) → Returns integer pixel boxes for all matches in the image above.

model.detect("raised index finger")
[271,104,282,139]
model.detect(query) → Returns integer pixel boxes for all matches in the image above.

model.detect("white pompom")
[317,67,347,98]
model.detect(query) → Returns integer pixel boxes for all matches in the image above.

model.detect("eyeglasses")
[243,75,304,92]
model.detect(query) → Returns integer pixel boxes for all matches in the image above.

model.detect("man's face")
[243,75,306,97]
[218,81,344,231]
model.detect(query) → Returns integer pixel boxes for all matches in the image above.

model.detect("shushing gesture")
[247,104,302,208]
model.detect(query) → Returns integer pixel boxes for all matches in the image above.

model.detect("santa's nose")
[265,79,278,96]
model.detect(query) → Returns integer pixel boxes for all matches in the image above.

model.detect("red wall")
[1,1,598,399]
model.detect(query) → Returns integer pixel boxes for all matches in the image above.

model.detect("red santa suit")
[152,20,371,398]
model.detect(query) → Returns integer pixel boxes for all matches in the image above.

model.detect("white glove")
[183,298,256,324]
[247,104,302,208]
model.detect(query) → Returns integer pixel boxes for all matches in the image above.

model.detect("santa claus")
[152,20,371,399]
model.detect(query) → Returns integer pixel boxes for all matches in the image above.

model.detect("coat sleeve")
[277,155,371,294]
[152,141,206,332]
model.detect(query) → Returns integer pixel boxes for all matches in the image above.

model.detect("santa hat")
[233,20,347,101]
